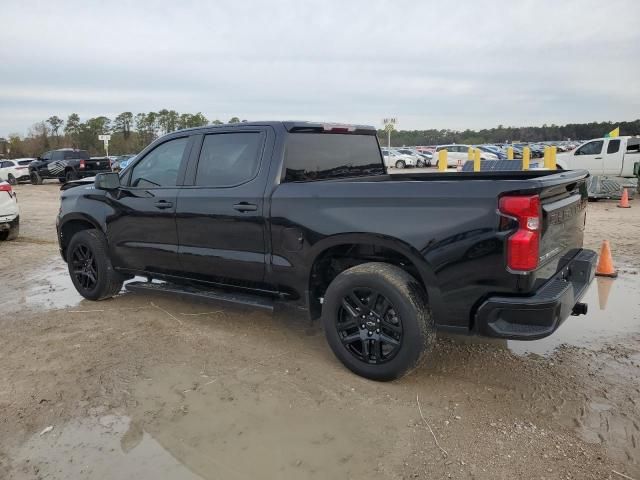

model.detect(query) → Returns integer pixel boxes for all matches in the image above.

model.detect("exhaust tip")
[571,302,588,316]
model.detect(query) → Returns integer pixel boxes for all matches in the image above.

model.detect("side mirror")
[95,172,121,190]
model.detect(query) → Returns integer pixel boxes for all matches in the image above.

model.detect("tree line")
[2,111,246,158]
[380,119,640,147]
[2,114,639,158]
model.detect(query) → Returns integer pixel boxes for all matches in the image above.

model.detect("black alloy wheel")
[337,288,403,365]
[71,243,98,291]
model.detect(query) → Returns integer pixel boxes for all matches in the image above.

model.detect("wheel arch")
[306,233,438,320]
[59,214,104,262]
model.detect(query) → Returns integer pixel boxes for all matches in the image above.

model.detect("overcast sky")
[1,0,639,136]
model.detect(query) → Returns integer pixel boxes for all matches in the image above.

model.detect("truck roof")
[171,121,378,136]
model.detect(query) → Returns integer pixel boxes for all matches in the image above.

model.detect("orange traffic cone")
[617,188,631,208]
[595,240,618,278]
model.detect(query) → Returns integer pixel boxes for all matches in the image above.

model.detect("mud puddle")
[1,259,81,315]
[10,415,202,479]
[442,274,640,357]
[508,275,640,356]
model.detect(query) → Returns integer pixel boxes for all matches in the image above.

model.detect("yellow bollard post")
[467,147,474,161]
[438,149,448,172]
[473,148,481,172]
[507,146,514,160]
[522,147,530,170]
[549,146,557,170]
[543,146,551,169]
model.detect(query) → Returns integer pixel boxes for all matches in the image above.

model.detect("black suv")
[30,149,112,184]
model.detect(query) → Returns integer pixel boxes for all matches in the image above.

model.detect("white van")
[556,137,640,177]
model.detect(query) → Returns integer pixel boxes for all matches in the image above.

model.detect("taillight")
[0,183,12,193]
[499,194,541,272]
[79,159,86,169]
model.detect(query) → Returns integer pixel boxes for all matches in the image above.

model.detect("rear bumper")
[0,214,19,232]
[474,249,597,340]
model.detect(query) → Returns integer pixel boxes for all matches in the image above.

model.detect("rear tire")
[66,229,125,300]
[395,160,405,169]
[7,174,17,185]
[30,171,43,185]
[321,262,435,381]
[65,170,78,183]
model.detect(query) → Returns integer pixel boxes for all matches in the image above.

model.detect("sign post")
[382,118,397,148]
[98,134,111,157]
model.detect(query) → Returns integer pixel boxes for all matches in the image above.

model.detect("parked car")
[556,136,640,177]
[381,148,416,168]
[434,144,496,167]
[111,154,137,172]
[395,148,432,167]
[0,158,34,184]
[57,121,596,381]
[475,145,505,160]
[29,149,112,184]
[0,181,19,241]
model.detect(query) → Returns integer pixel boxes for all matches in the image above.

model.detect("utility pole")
[383,118,397,148]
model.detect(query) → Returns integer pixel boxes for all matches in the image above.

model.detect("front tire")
[7,174,17,185]
[66,229,125,300]
[321,262,435,381]
[395,160,405,169]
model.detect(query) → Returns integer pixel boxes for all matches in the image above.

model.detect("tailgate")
[85,158,111,172]
[535,175,589,286]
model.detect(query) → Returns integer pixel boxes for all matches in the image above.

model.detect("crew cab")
[56,121,596,381]
[30,148,112,184]
[556,136,640,177]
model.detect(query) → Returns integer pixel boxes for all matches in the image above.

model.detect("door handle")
[233,202,258,212]
[595,157,602,159]
[154,200,173,209]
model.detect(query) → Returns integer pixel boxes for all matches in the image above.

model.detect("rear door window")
[606,140,620,154]
[195,132,263,187]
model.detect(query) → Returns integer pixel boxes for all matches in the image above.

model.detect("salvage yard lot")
[1,183,639,479]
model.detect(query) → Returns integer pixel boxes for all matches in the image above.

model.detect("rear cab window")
[284,133,384,182]
[63,150,90,160]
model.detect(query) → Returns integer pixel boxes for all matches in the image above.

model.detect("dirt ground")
[1,182,639,480]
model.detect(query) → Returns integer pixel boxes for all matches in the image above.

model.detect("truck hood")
[60,177,96,191]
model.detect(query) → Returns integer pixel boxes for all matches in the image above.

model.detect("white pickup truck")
[556,136,640,177]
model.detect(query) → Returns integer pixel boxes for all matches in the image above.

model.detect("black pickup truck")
[56,121,596,380]
[30,148,112,184]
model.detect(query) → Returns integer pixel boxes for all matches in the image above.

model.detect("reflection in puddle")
[11,415,202,479]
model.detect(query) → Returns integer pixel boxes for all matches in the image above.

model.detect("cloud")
[1,0,639,135]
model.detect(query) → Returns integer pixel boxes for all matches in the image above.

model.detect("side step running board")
[125,281,275,311]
